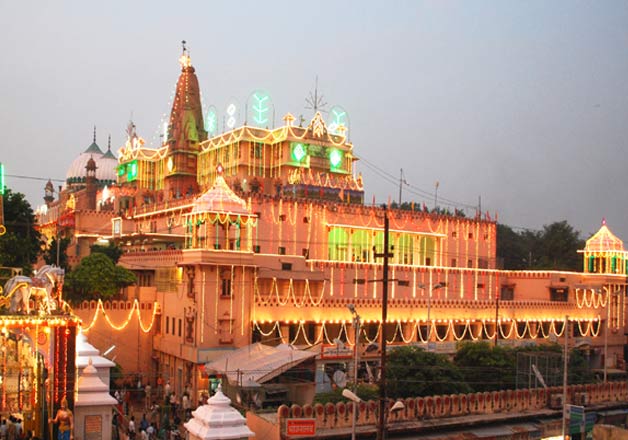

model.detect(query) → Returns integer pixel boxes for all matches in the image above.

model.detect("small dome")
[66,140,118,185]
[584,220,625,253]
[192,174,249,215]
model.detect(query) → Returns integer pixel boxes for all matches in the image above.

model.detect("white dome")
[65,141,118,184]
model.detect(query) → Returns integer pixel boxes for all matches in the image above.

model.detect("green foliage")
[314,384,379,404]
[0,188,42,275]
[454,341,517,391]
[64,252,135,302]
[497,221,584,271]
[43,236,71,271]
[569,348,595,385]
[386,346,471,398]
[90,242,123,264]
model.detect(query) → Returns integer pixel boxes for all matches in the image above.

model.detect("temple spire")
[93,125,97,143]
[179,39,191,69]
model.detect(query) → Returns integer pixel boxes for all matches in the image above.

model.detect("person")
[112,413,119,440]
[1,419,7,440]
[145,383,152,410]
[146,423,156,440]
[13,419,21,440]
[182,393,190,420]
[164,381,171,398]
[6,418,15,440]
[140,429,149,440]
[49,397,74,440]
[128,415,136,440]
[139,414,149,432]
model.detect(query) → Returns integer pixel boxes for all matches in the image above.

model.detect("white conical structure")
[76,331,115,385]
[74,359,118,440]
[184,385,253,440]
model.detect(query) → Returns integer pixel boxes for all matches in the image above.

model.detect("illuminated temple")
[35,46,627,409]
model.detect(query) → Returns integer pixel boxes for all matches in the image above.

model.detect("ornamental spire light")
[179,39,192,69]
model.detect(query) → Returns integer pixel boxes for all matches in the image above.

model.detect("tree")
[386,346,471,398]
[536,221,584,271]
[454,341,517,392]
[497,221,584,271]
[0,188,42,274]
[42,236,71,271]
[64,252,135,302]
[90,241,123,264]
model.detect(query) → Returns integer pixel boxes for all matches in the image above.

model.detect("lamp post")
[562,315,569,440]
[495,292,500,347]
[604,287,609,383]
[342,390,405,438]
[347,304,361,440]
[419,283,446,347]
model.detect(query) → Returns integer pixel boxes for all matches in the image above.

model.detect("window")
[178,319,182,337]
[500,286,514,300]
[451,258,457,267]
[278,246,286,255]
[468,232,473,239]
[452,231,457,238]
[281,262,292,271]
[550,287,569,302]
[221,278,231,297]
[166,316,169,334]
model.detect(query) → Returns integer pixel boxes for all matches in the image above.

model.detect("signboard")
[84,415,102,440]
[321,344,353,360]
[567,404,585,436]
[286,418,316,437]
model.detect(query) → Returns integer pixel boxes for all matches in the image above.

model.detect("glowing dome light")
[329,148,343,169]
[292,143,307,162]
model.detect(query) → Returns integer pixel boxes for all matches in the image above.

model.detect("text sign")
[286,418,316,437]
[567,404,585,435]
[84,415,102,440]
[321,344,353,360]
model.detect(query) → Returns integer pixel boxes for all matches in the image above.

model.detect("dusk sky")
[1,1,627,241]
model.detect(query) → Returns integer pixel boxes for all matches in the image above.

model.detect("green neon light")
[117,165,126,177]
[292,143,307,162]
[329,149,343,169]
[205,109,218,135]
[0,163,4,195]
[127,160,138,182]
[251,92,269,126]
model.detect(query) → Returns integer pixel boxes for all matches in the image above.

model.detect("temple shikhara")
[29,44,628,437]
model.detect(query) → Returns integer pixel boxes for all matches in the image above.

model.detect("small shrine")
[580,219,628,274]
[184,164,257,251]
[76,331,115,384]
[184,384,253,440]
[74,359,118,440]
[0,265,78,438]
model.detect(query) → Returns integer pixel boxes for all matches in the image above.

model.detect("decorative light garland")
[79,299,159,333]
[251,317,601,347]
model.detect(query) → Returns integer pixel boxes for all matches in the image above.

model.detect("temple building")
[35,46,627,408]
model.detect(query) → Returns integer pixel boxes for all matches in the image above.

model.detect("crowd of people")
[113,380,208,440]
[0,416,35,440]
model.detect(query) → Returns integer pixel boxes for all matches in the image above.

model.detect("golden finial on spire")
[179,40,192,69]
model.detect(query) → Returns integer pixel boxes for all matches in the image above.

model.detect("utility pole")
[398,169,406,207]
[495,292,499,347]
[562,315,569,440]
[373,210,392,440]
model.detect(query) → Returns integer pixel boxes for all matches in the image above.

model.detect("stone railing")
[277,382,628,434]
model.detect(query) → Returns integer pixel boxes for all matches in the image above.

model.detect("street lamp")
[346,304,361,440]
[418,282,446,346]
[342,389,406,436]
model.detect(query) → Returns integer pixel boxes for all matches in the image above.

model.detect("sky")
[1,1,627,240]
